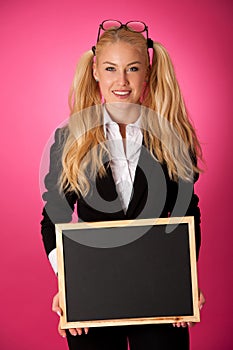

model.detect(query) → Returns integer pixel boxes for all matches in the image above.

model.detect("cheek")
[97,80,112,100]
[98,77,113,92]
[98,81,108,94]
[135,79,147,94]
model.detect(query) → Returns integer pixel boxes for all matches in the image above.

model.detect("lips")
[112,90,131,97]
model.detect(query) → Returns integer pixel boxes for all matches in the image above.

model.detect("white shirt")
[103,108,143,212]
[48,108,143,274]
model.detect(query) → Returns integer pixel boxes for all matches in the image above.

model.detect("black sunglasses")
[92,19,153,55]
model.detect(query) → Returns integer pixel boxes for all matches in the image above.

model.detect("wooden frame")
[56,217,200,329]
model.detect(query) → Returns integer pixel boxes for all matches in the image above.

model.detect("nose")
[117,70,129,86]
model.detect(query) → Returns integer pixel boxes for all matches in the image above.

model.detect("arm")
[40,127,77,267]
[40,128,89,336]
[168,173,205,327]
[166,172,201,260]
[185,189,201,260]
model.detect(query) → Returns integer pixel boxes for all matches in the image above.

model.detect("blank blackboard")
[56,217,200,329]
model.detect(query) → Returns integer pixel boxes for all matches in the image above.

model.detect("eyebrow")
[102,61,142,66]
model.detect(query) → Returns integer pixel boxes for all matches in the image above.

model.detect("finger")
[76,328,83,336]
[52,306,62,317]
[52,300,58,313]
[52,295,63,316]
[58,321,66,338]
[173,322,181,327]
[199,300,204,310]
[84,327,89,334]
[200,295,206,309]
[198,291,206,310]
[187,322,195,328]
[53,306,62,316]
[69,328,78,336]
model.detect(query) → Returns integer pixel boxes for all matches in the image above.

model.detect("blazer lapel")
[94,163,126,219]
[99,150,151,219]
[126,145,152,218]
[126,145,168,219]
[93,143,168,220]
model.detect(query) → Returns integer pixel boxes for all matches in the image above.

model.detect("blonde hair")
[60,28,203,196]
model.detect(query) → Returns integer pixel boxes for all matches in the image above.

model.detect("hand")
[173,289,206,328]
[52,292,89,337]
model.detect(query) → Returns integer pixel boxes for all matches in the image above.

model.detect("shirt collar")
[103,105,142,137]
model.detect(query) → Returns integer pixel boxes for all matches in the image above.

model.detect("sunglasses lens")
[126,21,146,33]
[102,20,122,30]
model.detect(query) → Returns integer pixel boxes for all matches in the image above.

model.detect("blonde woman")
[41,20,205,350]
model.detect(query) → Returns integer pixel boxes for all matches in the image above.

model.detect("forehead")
[96,41,147,64]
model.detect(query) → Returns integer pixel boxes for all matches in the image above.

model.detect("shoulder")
[50,125,69,155]
[46,126,70,171]
[54,125,69,144]
[188,149,200,183]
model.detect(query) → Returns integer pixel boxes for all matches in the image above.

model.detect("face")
[93,41,149,105]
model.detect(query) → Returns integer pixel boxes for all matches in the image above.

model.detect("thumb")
[198,291,206,310]
[52,303,63,317]
[52,293,63,316]
[55,309,62,317]
[58,320,66,338]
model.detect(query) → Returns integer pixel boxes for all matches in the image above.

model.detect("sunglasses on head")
[92,19,153,55]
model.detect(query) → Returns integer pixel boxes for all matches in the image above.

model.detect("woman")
[41,20,205,350]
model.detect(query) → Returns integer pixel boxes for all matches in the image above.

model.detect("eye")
[128,66,139,72]
[105,66,116,71]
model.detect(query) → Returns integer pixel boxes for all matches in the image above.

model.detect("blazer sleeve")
[166,172,202,260]
[40,127,78,256]
[186,188,201,261]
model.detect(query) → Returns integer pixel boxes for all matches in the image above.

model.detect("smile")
[112,90,131,96]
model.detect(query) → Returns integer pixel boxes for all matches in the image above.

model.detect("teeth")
[113,91,130,96]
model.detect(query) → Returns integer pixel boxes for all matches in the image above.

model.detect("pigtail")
[60,51,106,196]
[143,42,203,180]
[68,50,101,114]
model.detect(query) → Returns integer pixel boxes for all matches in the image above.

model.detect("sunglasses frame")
[92,19,153,56]
[96,20,149,42]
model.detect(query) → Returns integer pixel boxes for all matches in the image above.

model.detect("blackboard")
[55,217,200,329]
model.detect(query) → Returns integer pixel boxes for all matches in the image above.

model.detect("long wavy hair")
[60,27,203,196]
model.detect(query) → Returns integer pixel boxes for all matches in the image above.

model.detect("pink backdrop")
[1,0,232,349]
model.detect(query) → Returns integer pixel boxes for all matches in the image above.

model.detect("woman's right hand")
[52,292,89,337]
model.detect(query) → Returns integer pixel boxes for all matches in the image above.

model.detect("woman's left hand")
[173,289,206,328]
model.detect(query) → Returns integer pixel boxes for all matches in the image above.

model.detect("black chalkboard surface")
[56,217,199,329]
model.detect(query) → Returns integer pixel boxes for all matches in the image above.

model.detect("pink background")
[1,0,232,349]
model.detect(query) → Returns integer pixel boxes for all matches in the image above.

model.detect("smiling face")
[93,41,149,105]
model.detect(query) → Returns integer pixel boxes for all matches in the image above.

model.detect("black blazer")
[41,128,201,259]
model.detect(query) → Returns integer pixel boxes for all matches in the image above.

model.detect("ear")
[92,62,99,81]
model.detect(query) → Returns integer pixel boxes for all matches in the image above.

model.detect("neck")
[118,123,126,139]
[105,102,141,124]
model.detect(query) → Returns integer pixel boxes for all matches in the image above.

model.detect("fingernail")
[57,311,61,317]
[85,329,88,334]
